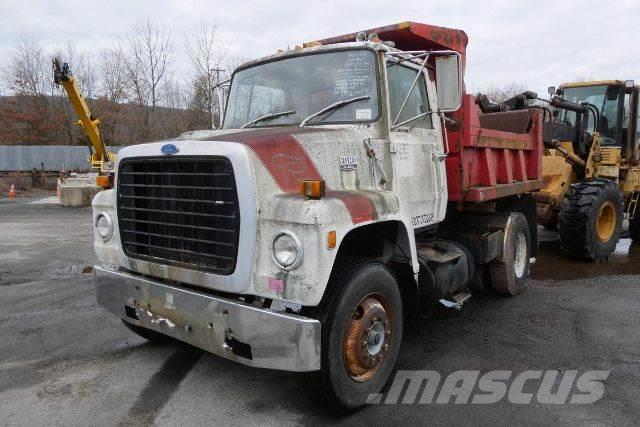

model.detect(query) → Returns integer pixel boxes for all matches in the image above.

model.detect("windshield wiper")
[241,110,296,128]
[299,96,370,127]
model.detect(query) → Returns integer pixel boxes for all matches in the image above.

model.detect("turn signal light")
[327,231,336,249]
[96,175,113,189]
[301,180,325,199]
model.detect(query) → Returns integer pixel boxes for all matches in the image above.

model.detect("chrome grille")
[117,156,240,275]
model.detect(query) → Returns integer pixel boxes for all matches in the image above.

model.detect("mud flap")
[224,336,253,360]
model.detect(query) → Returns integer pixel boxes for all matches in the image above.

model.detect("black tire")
[301,261,403,415]
[630,212,640,244]
[122,319,173,344]
[489,212,530,296]
[558,179,623,260]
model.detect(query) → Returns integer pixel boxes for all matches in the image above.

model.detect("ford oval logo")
[161,144,179,155]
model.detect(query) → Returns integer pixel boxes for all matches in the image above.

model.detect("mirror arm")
[440,112,450,154]
[391,111,432,130]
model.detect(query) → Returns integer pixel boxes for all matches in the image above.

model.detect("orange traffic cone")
[56,178,61,197]
[8,184,17,198]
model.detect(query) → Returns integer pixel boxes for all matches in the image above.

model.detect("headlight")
[95,212,113,241]
[272,231,303,270]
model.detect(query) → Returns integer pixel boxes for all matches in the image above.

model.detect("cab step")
[438,292,472,310]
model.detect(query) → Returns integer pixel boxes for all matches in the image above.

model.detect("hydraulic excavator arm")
[53,58,115,186]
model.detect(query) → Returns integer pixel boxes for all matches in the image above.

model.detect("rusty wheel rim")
[596,201,616,242]
[343,294,392,383]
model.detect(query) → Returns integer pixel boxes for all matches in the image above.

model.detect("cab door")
[386,59,446,229]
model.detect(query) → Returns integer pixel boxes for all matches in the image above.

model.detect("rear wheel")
[489,212,531,296]
[558,179,623,259]
[301,261,403,414]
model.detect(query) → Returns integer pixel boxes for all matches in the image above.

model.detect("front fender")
[253,190,410,306]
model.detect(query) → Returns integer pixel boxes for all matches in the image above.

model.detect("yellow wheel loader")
[534,80,640,259]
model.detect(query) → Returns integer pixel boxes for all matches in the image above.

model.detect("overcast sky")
[1,0,638,97]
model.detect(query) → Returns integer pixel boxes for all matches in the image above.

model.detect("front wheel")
[301,261,403,414]
[558,179,623,259]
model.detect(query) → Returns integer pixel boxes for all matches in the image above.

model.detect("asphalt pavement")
[1,197,639,425]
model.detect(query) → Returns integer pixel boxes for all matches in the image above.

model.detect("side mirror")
[547,86,556,96]
[435,54,462,112]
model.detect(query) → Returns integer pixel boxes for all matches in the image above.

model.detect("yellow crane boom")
[53,58,116,176]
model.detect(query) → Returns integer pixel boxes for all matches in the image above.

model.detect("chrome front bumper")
[94,266,321,372]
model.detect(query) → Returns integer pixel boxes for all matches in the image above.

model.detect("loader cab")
[557,81,640,163]
[622,83,640,165]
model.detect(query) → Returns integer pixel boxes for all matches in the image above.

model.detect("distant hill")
[0,95,210,146]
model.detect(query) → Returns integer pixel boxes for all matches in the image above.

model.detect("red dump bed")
[445,95,542,202]
[314,21,543,202]
[313,21,468,58]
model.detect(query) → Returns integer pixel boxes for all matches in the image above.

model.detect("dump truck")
[92,22,543,413]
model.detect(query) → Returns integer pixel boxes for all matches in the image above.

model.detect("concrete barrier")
[60,177,101,207]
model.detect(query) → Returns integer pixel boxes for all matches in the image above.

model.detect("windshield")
[223,49,380,129]
[560,84,624,145]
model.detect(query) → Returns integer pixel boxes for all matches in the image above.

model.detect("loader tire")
[630,212,640,244]
[558,179,623,260]
[122,320,173,344]
[301,261,403,415]
[489,212,530,296]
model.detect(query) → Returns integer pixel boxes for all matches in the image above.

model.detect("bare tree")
[186,74,214,129]
[225,53,249,74]
[481,82,530,103]
[0,39,67,144]
[67,44,97,99]
[4,39,48,96]
[185,22,229,128]
[98,45,128,104]
[161,79,186,110]
[124,20,174,111]
[0,22,240,147]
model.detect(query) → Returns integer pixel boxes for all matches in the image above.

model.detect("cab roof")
[234,22,469,78]
[561,80,639,89]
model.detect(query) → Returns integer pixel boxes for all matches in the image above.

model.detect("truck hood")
[184,126,390,225]
[117,125,393,226]
[186,127,332,194]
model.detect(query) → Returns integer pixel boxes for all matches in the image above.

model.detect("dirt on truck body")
[91,21,543,413]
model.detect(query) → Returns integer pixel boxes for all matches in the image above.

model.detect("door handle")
[433,153,448,161]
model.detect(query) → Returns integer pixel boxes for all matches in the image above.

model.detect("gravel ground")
[1,198,639,426]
